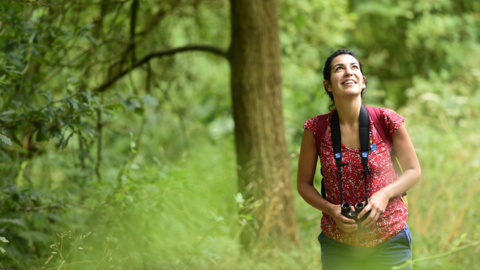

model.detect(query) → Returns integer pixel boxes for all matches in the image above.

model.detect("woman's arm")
[359,123,421,227]
[382,123,422,198]
[297,129,357,232]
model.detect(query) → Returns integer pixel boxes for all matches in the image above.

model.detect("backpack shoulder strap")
[366,105,393,151]
[314,114,329,152]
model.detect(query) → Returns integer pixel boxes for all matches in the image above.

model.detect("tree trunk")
[229,0,298,248]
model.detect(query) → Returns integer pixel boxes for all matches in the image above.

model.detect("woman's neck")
[335,97,362,126]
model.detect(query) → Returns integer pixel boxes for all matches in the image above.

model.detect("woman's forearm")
[297,182,334,215]
[380,168,421,199]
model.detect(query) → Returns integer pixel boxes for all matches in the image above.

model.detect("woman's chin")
[339,91,363,98]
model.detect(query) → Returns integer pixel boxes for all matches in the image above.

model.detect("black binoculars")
[341,202,371,231]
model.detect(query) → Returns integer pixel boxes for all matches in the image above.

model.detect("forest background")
[1,0,480,269]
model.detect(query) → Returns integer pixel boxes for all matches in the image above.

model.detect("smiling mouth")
[343,80,356,85]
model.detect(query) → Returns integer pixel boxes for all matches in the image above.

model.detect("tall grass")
[27,108,480,270]
[399,116,480,269]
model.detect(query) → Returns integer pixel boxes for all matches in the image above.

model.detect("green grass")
[13,112,480,270]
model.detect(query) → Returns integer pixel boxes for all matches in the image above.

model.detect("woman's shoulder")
[366,106,403,120]
[378,107,399,117]
[303,112,332,135]
[368,106,405,136]
[366,105,397,115]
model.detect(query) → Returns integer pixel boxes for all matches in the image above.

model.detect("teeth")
[344,80,355,84]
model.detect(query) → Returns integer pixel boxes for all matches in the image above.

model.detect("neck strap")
[331,104,371,205]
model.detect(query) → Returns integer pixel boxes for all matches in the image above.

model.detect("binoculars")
[341,202,371,231]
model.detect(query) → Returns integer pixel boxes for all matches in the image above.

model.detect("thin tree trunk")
[229,0,298,248]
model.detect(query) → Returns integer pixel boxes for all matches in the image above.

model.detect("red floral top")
[303,108,407,247]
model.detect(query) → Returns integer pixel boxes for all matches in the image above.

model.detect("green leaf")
[0,236,9,243]
[85,35,98,47]
[115,193,126,202]
[35,122,48,142]
[235,193,245,205]
[125,98,141,110]
[49,125,62,138]
[42,91,52,103]
[253,202,262,207]
[81,90,93,104]
[142,94,159,107]
[0,247,5,254]
[80,24,95,31]
[0,134,12,145]
[0,219,24,226]
[0,83,9,92]
[209,211,224,222]
[453,233,468,248]
[104,103,126,111]
[66,98,79,110]
[240,214,253,220]
[134,107,144,116]
[130,163,139,170]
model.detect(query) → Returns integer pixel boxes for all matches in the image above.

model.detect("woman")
[297,49,421,270]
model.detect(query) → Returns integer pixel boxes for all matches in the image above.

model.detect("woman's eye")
[352,65,359,69]
[336,66,343,71]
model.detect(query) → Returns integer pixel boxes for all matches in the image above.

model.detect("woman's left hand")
[357,189,390,228]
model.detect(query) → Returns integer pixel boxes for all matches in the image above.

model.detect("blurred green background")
[1,0,480,269]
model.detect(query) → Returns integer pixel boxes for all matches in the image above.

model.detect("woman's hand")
[328,204,358,233]
[358,190,390,228]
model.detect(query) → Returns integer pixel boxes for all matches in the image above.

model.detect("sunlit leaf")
[0,134,12,145]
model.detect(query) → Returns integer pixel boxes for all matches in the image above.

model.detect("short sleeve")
[303,116,318,135]
[379,108,405,137]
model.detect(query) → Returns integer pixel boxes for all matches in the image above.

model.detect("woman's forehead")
[332,54,359,66]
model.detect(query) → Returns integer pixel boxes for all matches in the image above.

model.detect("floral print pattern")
[303,108,407,247]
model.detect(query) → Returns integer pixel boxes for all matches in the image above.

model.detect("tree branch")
[6,0,45,4]
[95,45,227,92]
[95,107,102,182]
[129,0,139,63]
[35,44,98,88]
[1,205,62,212]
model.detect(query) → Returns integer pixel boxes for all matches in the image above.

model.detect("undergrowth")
[35,117,480,269]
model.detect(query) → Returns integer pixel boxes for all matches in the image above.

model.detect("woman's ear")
[323,80,331,92]
[362,76,367,89]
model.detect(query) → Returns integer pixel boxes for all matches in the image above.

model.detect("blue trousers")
[318,224,412,270]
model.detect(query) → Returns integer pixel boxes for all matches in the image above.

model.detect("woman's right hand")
[327,204,358,233]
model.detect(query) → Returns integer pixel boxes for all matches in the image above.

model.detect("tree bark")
[229,0,298,248]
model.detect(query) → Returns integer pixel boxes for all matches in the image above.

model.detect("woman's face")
[324,54,366,100]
